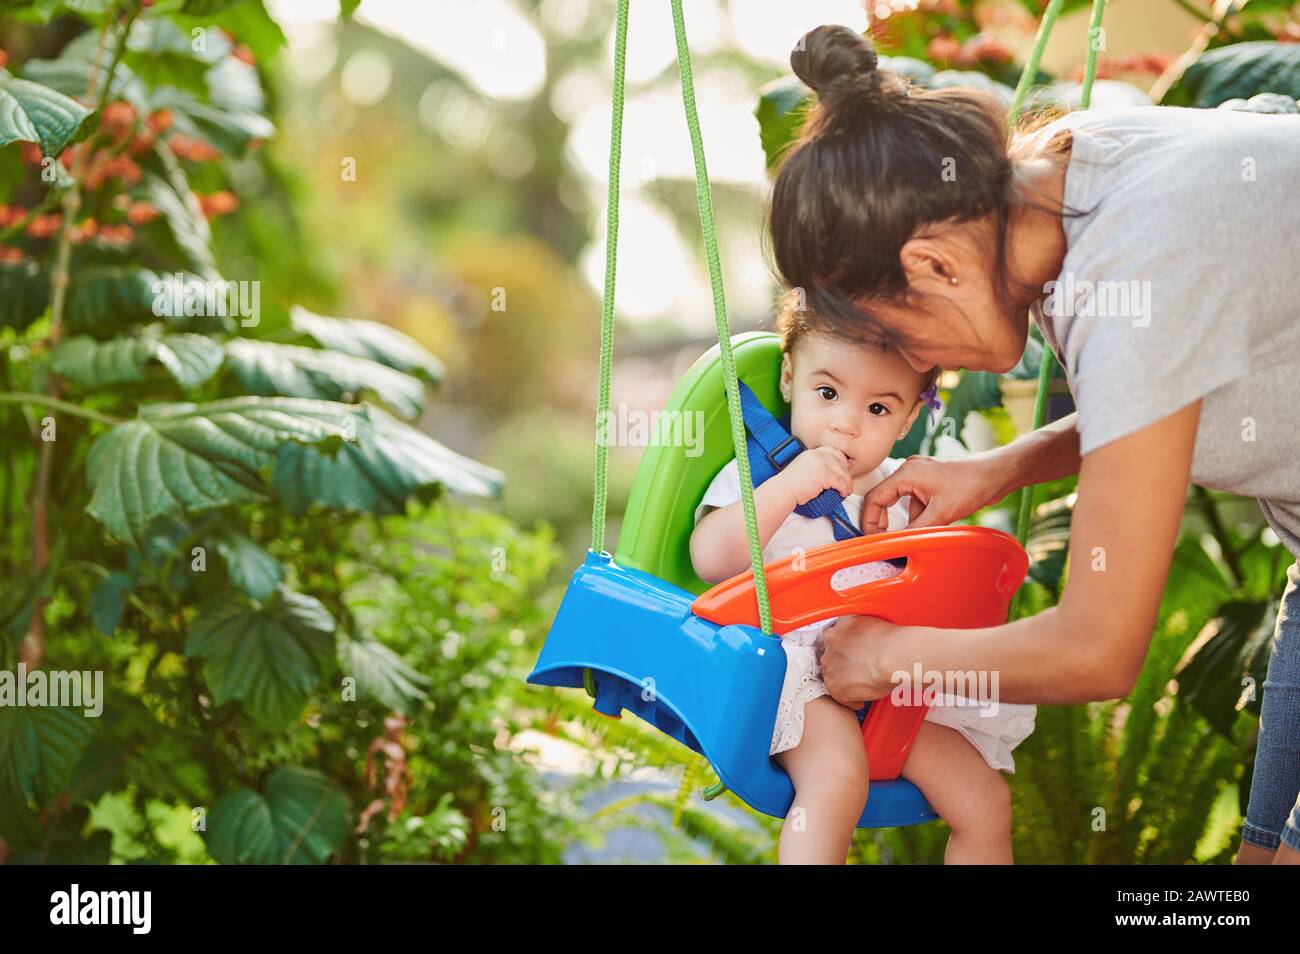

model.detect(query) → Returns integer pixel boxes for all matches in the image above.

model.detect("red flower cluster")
[926,32,1014,68]
[168,133,221,162]
[83,150,143,190]
[126,201,159,226]
[198,191,239,218]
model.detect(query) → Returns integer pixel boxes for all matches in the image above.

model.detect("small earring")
[949,276,959,286]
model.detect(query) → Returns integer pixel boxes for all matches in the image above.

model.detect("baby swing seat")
[527,333,1029,828]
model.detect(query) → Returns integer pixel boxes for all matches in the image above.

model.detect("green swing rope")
[586,0,775,639]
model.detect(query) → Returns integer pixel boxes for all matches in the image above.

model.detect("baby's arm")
[690,447,853,584]
[690,477,799,585]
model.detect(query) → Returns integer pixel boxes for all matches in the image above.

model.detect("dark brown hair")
[775,286,938,399]
[767,24,1082,351]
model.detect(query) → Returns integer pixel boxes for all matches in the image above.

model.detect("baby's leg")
[901,721,1013,864]
[773,695,869,864]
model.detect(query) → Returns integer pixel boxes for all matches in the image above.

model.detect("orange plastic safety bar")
[691,526,1028,780]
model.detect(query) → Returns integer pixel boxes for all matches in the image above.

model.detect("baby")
[689,301,1036,865]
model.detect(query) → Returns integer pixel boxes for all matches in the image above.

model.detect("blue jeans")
[1242,558,1300,853]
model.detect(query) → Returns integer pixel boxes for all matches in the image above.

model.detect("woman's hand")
[859,452,1009,532]
[816,615,905,708]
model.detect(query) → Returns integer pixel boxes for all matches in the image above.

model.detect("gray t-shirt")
[1026,105,1300,556]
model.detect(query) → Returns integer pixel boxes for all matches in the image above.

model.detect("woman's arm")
[985,410,1082,500]
[822,401,1201,707]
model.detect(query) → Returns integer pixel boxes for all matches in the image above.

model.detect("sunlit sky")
[266,0,871,329]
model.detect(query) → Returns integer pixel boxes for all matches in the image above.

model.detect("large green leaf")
[53,328,224,389]
[273,402,505,515]
[0,260,51,331]
[0,704,96,806]
[0,72,98,156]
[207,766,349,864]
[337,630,429,715]
[290,306,445,384]
[84,396,502,545]
[212,527,283,601]
[84,396,357,545]
[185,588,335,725]
[65,266,165,336]
[224,338,426,420]
[1162,41,1300,107]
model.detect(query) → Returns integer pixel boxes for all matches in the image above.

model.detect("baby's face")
[780,332,927,482]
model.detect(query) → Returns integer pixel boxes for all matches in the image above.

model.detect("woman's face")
[856,217,1035,375]
[780,332,925,480]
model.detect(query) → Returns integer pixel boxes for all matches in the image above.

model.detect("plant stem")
[0,392,121,424]
[95,8,139,118]
[1009,0,1066,125]
[22,9,120,667]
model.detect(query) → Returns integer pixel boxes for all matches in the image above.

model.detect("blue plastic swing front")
[527,550,939,829]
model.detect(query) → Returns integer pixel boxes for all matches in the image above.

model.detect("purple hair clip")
[920,382,941,426]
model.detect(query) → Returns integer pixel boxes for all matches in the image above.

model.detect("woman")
[768,25,1300,864]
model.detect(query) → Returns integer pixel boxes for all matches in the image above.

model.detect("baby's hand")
[778,446,853,506]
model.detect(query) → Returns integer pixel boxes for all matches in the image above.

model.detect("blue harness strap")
[736,381,863,542]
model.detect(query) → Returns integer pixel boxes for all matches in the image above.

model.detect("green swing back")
[614,332,787,595]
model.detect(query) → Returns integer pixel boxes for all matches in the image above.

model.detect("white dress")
[693,457,1037,773]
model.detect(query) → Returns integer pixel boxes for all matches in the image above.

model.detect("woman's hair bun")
[791,25,881,99]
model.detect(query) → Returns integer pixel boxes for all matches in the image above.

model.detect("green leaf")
[0,704,95,806]
[754,76,809,172]
[0,73,98,157]
[122,18,231,95]
[140,171,219,280]
[212,527,283,601]
[1178,599,1275,735]
[290,306,445,384]
[65,266,165,335]
[185,588,336,725]
[925,370,1003,453]
[273,402,505,515]
[90,571,133,635]
[84,396,359,545]
[340,0,361,17]
[0,259,51,332]
[224,338,426,420]
[208,766,349,864]
[53,329,225,389]
[171,1,287,65]
[337,631,429,715]
[1162,41,1300,107]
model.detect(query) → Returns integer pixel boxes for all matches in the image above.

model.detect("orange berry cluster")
[926,32,1014,68]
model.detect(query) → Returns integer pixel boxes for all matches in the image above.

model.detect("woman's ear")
[900,237,957,288]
